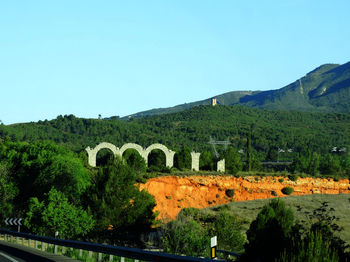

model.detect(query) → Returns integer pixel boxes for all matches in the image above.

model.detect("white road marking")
[0,252,19,262]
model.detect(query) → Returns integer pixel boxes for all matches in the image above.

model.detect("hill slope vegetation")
[125,62,350,118]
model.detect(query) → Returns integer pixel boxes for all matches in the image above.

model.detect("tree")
[174,147,192,170]
[148,149,166,171]
[0,161,17,221]
[224,147,243,174]
[123,149,147,174]
[25,188,94,239]
[199,151,215,171]
[243,199,295,262]
[320,154,341,175]
[87,157,157,241]
[246,127,252,172]
[0,141,91,208]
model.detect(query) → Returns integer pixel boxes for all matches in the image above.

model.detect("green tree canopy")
[224,147,243,174]
[244,199,295,262]
[0,160,18,221]
[174,146,192,170]
[25,188,94,239]
[123,149,147,174]
[0,140,91,209]
[86,157,157,240]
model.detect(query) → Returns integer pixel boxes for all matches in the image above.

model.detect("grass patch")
[206,194,350,246]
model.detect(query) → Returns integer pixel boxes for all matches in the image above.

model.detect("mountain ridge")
[121,62,350,119]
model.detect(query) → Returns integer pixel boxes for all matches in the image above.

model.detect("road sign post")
[4,218,23,232]
[210,236,217,260]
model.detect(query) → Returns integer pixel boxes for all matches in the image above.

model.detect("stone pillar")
[217,159,225,173]
[85,147,97,167]
[191,152,201,171]
[141,152,148,166]
[166,150,176,168]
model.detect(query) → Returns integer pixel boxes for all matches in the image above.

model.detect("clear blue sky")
[1,0,349,124]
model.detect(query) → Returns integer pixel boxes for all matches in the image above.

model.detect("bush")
[288,174,298,182]
[225,189,235,198]
[161,217,209,257]
[333,175,340,182]
[281,187,294,195]
[278,178,284,183]
[178,207,200,219]
[277,231,339,262]
[213,211,245,254]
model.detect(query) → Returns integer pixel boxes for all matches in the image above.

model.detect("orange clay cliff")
[139,175,350,220]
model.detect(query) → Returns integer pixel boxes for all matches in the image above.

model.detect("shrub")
[282,187,294,195]
[278,178,284,183]
[161,217,209,257]
[288,174,298,182]
[225,189,235,198]
[277,231,339,262]
[213,211,245,254]
[177,207,200,219]
[244,199,295,262]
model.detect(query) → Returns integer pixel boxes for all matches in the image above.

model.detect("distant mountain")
[122,62,350,119]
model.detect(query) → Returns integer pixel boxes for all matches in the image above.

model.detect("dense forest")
[1,105,350,176]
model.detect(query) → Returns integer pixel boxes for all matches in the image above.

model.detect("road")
[0,241,80,262]
[0,249,25,262]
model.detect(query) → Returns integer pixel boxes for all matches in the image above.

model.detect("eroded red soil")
[139,175,350,220]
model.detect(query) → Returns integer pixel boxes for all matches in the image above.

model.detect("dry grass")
[206,194,350,245]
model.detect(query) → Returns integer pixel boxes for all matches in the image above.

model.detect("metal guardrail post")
[98,252,102,261]
[35,240,37,249]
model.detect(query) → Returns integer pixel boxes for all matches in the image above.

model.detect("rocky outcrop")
[139,175,350,220]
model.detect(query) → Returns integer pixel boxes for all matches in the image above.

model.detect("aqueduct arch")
[85,142,223,172]
[119,143,147,163]
[145,143,176,168]
[86,142,119,167]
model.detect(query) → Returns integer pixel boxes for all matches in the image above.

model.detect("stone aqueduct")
[85,142,225,172]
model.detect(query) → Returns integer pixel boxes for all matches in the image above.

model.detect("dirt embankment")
[139,175,350,220]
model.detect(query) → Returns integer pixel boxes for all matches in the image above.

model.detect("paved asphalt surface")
[0,241,80,262]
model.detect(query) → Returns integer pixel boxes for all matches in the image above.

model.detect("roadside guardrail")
[0,229,227,262]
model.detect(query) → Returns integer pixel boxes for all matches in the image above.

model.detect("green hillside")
[124,62,350,118]
[1,105,350,162]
